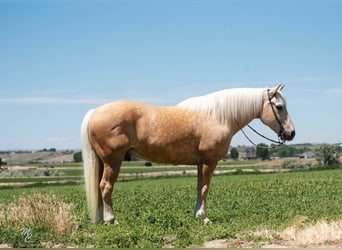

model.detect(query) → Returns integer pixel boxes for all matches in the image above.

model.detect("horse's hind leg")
[194,162,217,223]
[100,162,121,224]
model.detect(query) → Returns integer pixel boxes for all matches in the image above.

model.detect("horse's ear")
[274,83,285,92]
[269,84,285,99]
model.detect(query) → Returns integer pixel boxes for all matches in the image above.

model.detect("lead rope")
[235,117,283,149]
[247,124,283,145]
[240,125,283,149]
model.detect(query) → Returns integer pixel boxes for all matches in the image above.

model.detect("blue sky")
[0,1,341,150]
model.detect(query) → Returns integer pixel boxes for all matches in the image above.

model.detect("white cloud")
[289,76,330,83]
[304,88,319,93]
[194,76,330,91]
[303,88,342,96]
[0,97,112,105]
[0,76,336,106]
[0,96,177,106]
[325,88,342,96]
[46,136,81,149]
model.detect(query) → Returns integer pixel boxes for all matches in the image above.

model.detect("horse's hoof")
[203,217,211,224]
[104,218,118,225]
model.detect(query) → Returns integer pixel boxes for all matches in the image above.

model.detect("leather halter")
[267,89,285,140]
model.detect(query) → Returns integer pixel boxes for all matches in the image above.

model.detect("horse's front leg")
[100,163,121,224]
[194,161,217,224]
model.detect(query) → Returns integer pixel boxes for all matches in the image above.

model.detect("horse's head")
[260,84,295,142]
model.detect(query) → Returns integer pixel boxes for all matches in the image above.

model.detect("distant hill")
[0,150,76,165]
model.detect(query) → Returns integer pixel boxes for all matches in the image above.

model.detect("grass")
[0,192,76,235]
[0,168,341,248]
[0,192,78,248]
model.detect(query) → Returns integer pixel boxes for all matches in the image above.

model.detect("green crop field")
[0,160,265,185]
[0,168,341,248]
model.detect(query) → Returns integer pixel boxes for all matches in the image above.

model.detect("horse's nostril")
[291,130,296,138]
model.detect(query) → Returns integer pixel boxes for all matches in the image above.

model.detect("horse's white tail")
[81,109,103,223]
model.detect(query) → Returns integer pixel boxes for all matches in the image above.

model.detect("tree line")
[229,143,341,167]
[73,143,341,167]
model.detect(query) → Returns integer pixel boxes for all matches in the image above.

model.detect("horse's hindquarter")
[88,101,140,160]
[89,101,230,165]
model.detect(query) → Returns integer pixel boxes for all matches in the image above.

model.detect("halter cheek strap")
[267,89,285,139]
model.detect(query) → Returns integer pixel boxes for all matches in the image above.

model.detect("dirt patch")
[0,179,82,188]
[0,244,12,248]
[200,239,342,248]
[199,239,255,248]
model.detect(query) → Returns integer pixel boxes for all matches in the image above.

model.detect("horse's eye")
[276,104,283,111]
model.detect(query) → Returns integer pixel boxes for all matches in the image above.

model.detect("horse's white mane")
[177,88,266,125]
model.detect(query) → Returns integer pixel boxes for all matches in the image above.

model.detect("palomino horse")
[81,84,295,224]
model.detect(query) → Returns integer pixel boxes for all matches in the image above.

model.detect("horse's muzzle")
[280,130,295,141]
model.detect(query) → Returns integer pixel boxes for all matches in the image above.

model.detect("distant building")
[242,147,257,159]
[298,151,315,159]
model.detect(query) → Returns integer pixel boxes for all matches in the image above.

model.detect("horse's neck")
[178,88,265,134]
[228,111,259,136]
[214,89,264,132]
[219,106,257,138]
